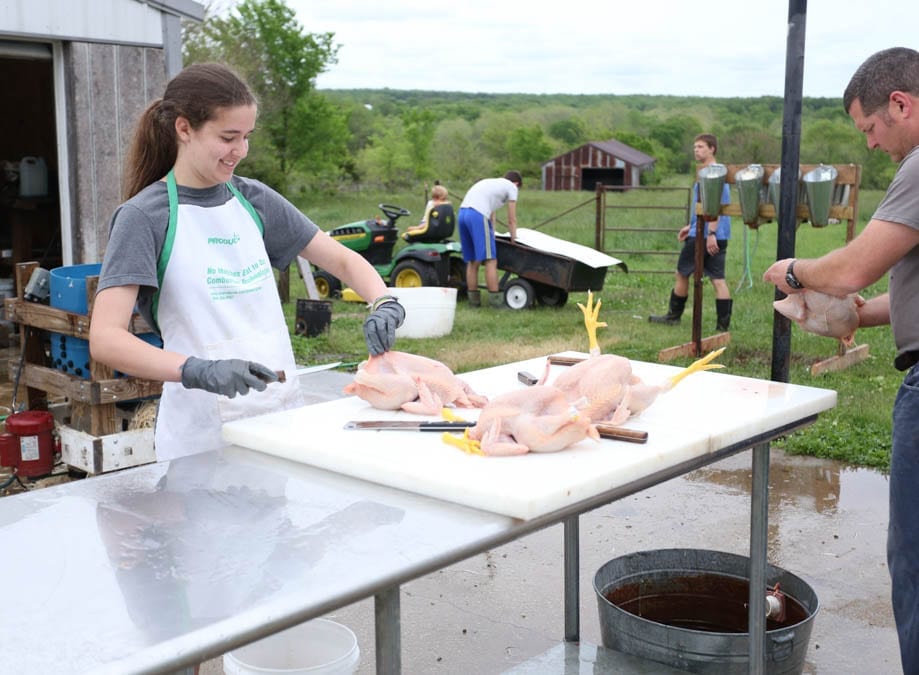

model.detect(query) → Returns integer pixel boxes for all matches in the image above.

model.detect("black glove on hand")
[180,357,278,398]
[363,296,406,355]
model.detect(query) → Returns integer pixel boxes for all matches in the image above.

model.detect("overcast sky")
[256,0,919,99]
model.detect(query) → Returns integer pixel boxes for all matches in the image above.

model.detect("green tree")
[402,108,437,181]
[183,0,340,191]
[356,119,414,190]
[431,118,490,185]
[548,117,588,147]
[505,125,553,177]
[288,92,350,187]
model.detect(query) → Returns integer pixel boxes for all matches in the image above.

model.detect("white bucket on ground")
[390,286,457,338]
[223,618,360,675]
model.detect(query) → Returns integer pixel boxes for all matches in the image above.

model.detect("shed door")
[582,168,626,191]
[0,42,62,277]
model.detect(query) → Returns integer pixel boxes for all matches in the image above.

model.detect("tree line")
[184,0,893,197]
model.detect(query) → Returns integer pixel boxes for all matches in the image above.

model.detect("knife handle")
[548,355,586,366]
[595,423,648,443]
[518,370,539,386]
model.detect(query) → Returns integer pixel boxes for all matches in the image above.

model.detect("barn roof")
[587,139,655,168]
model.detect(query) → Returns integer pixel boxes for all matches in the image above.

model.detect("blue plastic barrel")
[49,264,162,379]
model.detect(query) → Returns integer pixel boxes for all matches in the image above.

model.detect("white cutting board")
[222,354,837,520]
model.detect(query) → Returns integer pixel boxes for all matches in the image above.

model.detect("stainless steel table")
[0,358,836,674]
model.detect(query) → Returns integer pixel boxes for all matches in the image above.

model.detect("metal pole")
[771,0,808,383]
[692,180,705,355]
[563,515,581,641]
[375,586,401,674]
[748,442,771,674]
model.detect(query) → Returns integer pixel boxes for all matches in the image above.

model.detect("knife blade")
[275,362,343,382]
[344,420,475,432]
[344,419,648,443]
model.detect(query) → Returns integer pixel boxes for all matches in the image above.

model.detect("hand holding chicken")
[773,290,862,347]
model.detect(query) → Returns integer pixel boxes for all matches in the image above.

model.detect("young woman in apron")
[89,63,405,461]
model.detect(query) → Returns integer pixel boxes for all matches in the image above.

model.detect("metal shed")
[0,0,204,271]
[541,139,655,191]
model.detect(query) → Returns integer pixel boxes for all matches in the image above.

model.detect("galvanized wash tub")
[594,548,818,674]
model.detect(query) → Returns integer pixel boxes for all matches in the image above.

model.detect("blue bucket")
[50,263,102,314]
[49,264,162,379]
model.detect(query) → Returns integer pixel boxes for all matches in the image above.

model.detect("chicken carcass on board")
[445,385,600,456]
[343,351,488,414]
[542,349,725,423]
[773,291,862,347]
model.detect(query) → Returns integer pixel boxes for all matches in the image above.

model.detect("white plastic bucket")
[223,619,360,674]
[390,286,457,338]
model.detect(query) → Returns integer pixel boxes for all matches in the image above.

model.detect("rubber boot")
[467,290,481,307]
[488,291,506,309]
[648,291,687,325]
[716,298,733,331]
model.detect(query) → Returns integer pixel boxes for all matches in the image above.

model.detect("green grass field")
[281,181,893,471]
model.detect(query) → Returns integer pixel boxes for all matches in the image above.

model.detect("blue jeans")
[890,364,919,673]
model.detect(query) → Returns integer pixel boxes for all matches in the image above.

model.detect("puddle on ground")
[687,451,889,516]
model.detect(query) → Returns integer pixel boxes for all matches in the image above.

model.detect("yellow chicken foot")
[440,407,466,422]
[577,290,607,357]
[668,347,727,389]
[442,429,485,456]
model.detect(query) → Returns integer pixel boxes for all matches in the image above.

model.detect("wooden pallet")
[4,261,162,473]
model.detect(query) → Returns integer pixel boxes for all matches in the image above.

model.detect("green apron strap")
[151,170,181,329]
[226,180,264,236]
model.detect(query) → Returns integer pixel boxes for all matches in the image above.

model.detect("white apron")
[153,171,303,461]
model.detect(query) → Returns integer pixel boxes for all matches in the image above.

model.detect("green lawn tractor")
[312,203,465,299]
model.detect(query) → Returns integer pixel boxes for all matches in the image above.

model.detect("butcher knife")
[344,420,475,432]
[274,362,342,383]
[344,420,648,443]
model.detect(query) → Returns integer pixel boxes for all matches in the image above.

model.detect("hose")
[734,225,761,293]
[0,470,26,491]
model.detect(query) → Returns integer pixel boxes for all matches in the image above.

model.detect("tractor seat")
[402,202,455,243]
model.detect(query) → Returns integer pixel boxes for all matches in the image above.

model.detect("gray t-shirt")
[874,145,919,355]
[98,175,318,332]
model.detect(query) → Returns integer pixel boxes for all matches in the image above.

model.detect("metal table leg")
[748,442,770,674]
[564,514,580,642]
[375,586,401,674]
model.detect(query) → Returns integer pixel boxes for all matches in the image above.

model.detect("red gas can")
[0,411,56,478]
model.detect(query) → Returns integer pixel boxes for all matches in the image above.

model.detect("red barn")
[542,139,655,191]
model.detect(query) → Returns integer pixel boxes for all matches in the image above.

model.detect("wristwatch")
[785,260,804,290]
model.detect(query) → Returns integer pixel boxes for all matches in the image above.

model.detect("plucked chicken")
[344,351,488,414]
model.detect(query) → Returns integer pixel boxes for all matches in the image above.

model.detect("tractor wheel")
[504,278,535,310]
[391,260,438,288]
[312,271,342,299]
[448,257,467,297]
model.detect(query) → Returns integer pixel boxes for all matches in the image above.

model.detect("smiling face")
[173,104,257,188]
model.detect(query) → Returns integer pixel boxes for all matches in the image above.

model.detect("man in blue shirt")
[649,134,732,331]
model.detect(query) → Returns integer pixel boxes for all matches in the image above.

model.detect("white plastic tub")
[390,286,457,338]
[223,618,359,674]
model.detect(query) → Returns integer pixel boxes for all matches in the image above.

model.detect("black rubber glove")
[180,357,278,398]
[363,296,406,355]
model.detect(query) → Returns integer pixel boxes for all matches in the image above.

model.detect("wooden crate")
[4,261,162,473]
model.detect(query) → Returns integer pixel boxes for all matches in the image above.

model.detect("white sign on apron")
[154,173,303,461]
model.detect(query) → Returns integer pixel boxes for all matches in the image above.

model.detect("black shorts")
[676,238,728,280]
